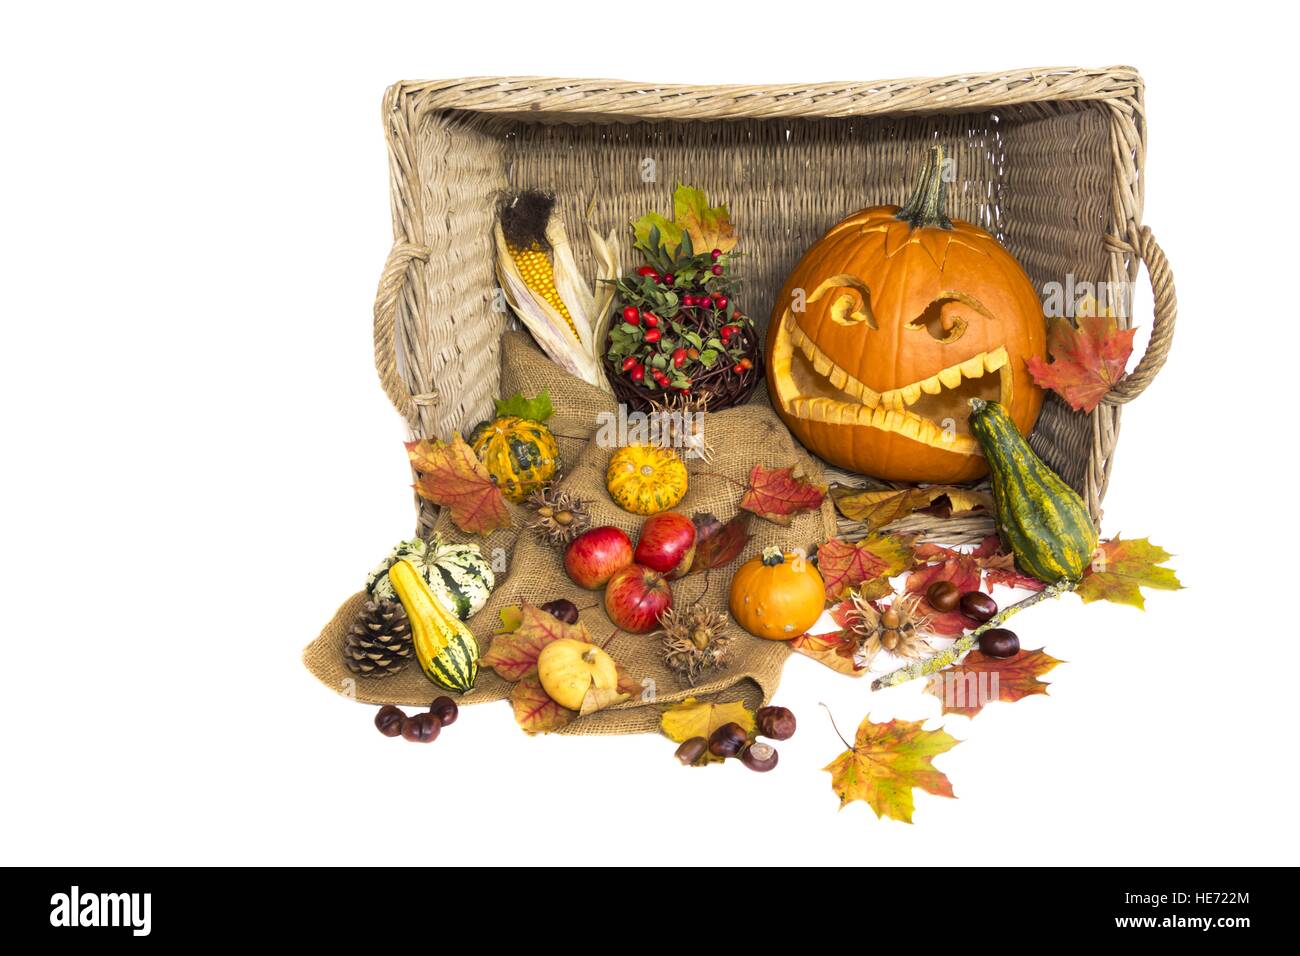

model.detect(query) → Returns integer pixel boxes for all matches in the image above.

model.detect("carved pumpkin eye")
[806,274,877,329]
[906,292,995,344]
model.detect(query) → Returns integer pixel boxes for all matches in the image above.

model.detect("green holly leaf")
[495,390,554,423]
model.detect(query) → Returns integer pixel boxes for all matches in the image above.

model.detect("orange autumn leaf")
[740,465,826,526]
[817,535,914,601]
[1026,315,1137,413]
[791,627,865,677]
[1077,537,1182,609]
[925,648,1064,717]
[510,677,575,734]
[481,603,589,682]
[832,485,992,532]
[407,433,510,535]
[824,716,959,824]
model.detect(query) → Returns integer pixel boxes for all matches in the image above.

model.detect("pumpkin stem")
[896,145,953,230]
[761,546,785,566]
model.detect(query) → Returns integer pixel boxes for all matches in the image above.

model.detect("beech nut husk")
[741,742,779,772]
[756,705,796,741]
[708,722,749,758]
[674,737,708,766]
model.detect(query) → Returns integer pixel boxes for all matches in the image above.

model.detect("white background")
[2,1,1296,866]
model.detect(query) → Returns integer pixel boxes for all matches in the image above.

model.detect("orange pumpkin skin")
[729,548,825,640]
[765,147,1046,483]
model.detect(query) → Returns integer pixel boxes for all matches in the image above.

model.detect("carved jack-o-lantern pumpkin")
[766,146,1046,483]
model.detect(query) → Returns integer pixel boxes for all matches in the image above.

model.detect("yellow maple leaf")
[824,715,959,824]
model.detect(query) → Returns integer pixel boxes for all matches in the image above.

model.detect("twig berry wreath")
[307,72,1180,823]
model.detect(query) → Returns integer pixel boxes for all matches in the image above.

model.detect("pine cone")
[342,599,413,678]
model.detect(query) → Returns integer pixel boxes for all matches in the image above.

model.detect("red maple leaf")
[740,465,826,526]
[687,512,753,573]
[407,433,510,535]
[817,535,914,601]
[925,648,1063,717]
[1026,315,1137,413]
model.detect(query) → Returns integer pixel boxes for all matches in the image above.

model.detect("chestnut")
[674,737,708,766]
[401,712,441,743]
[959,591,998,624]
[539,598,580,625]
[978,628,1020,659]
[708,722,749,758]
[741,742,779,772]
[925,579,961,613]
[374,705,406,738]
[429,696,459,727]
[756,705,797,741]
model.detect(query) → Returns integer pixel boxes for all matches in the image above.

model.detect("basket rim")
[385,66,1143,122]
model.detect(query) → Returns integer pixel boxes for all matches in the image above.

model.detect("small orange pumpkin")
[766,145,1046,483]
[729,547,825,640]
[606,444,688,515]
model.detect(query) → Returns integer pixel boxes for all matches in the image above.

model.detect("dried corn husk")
[494,200,619,393]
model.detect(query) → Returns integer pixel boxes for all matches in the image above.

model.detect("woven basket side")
[381,93,510,440]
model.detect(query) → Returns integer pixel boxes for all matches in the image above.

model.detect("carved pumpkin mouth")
[769,312,1013,455]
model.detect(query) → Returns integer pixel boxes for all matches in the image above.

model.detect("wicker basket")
[373,69,1177,538]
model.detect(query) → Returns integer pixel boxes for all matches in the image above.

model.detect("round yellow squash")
[729,546,826,640]
[605,444,687,515]
[468,415,559,503]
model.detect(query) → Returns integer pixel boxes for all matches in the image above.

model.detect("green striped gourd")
[367,536,494,620]
[968,398,1098,583]
[387,559,479,693]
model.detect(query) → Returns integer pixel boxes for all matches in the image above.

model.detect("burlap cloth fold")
[303,332,837,734]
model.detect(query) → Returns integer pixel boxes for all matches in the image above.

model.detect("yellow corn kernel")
[507,242,579,340]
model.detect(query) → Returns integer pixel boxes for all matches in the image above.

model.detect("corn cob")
[505,241,579,340]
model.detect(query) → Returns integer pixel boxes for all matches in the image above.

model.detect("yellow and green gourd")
[387,559,479,694]
[468,415,559,503]
[967,398,1098,583]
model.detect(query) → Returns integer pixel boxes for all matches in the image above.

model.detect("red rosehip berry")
[630,366,645,383]
[714,295,728,310]
[662,274,674,285]
[682,294,696,307]
[621,356,638,371]
[732,363,745,374]
[644,328,661,343]
[720,325,734,342]
[643,313,659,328]
[711,264,723,276]
[622,306,640,325]
[738,357,753,370]
[672,348,687,367]
[711,248,722,260]
[636,265,659,279]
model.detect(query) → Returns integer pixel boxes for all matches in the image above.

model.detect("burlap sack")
[303,332,836,734]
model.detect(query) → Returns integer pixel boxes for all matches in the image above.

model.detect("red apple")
[564,526,634,589]
[634,512,697,578]
[604,564,673,634]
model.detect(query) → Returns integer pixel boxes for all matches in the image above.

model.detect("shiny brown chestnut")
[374,705,406,738]
[756,706,797,741]
[741,742,779,772]
[959,591,998,624]
[708,722,749,758]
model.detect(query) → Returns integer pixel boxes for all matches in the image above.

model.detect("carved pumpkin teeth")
[920,374,943,395]
[984,347,1008,372]
[938,366,963,389]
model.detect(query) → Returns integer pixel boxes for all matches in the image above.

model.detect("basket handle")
[373,240,434,427]
[1102,226,1177,406]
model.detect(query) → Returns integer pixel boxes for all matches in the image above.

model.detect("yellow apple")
[537,638,618,711]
